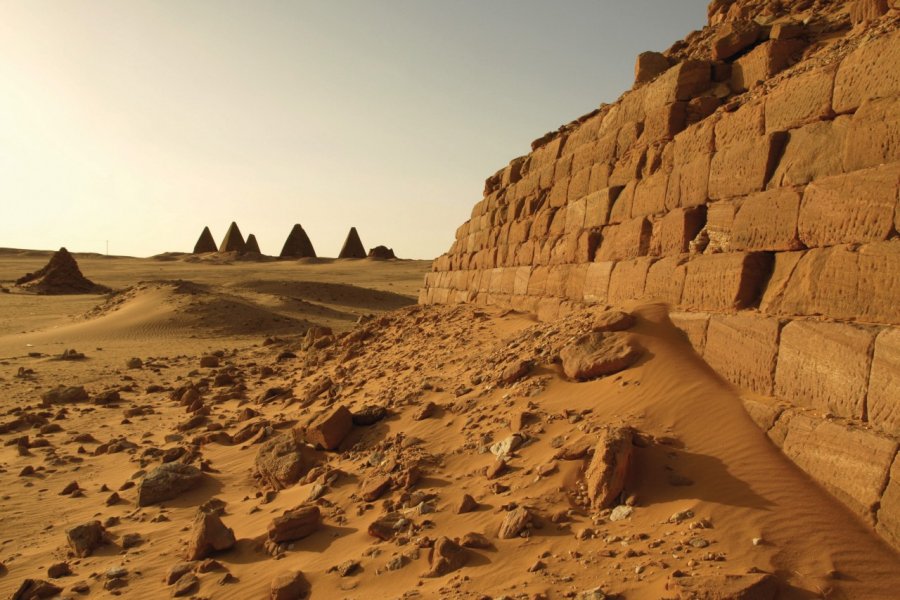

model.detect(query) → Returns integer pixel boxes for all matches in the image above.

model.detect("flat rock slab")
[560,331,641,380]
[137,463,203,506]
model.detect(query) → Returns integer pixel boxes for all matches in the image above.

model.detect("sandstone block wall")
[421,2,900,548]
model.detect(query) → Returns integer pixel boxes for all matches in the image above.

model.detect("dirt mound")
[279,224,317,258]
[368,245,396,259]
[338,227,366,259]
[15,248,110,295]
[192,226,217,254]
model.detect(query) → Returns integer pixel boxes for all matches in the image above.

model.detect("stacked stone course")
[421,1,900,548]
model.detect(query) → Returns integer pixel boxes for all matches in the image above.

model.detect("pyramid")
[245,234,261,254]
[279,224,317,258]
[218,222,246,253]
[338,227,366,259]
[15,248,110,295]
[368,245,396,259]
[192,226,217,254]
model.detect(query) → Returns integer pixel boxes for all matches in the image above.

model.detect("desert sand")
[1,248,899,599]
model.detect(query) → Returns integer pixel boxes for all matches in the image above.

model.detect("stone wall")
[421,2,900,548]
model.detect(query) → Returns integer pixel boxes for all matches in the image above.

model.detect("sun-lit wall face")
[0,0,709,258]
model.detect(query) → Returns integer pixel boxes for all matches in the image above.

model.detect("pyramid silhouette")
[245,234,261,254]
[280,224,317,258]
[338,227,366,259]
[193,226,217,254]
[219,222,246,253]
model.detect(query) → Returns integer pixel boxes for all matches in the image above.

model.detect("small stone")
[608,505,633,522]
[66,521,106,558]
[47,562,71,578]
[498,507,531,539]
[455,494,478,514]
[185,512,236,561]
[270,570,310,600]
[173,573,199,597]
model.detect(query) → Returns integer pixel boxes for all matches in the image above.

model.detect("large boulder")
[185,512,236,560]
[425,536,468,577]
[254,434,321,490]
[293,405,352,451]
[66,521,106,558]
[560,332,641,380]
[267,505,322,543]
[137,463,204,506]
[585,426,634,509]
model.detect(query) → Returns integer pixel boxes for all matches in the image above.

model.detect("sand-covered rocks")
[591,310,635,332]
[560,332,641,380]
[425,536,468,577]
[254,434,321,490]
[498,507,532,539]
[185,512,236,560]
[15,248,109,295]
[11,579,63,600]
[66,521,106,558]
[667,572,776,599]
[294,405,352,450]
[41,385,89,407]
[267,505,321,543]
[585,426,634,509]
[270,571,310,600]
[137,462,203,506]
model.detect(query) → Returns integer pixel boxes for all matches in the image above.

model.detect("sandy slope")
[0,253,898,599]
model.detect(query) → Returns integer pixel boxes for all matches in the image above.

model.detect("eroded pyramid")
[280,224,317,258]
[15,248,110,295]
[245,234,261,254]
[193,226,217,254]
[219,222,246,253]
[368,245,396,259]
[338,227,366,259]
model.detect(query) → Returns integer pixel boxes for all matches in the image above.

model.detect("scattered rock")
[425,536,468,577]
[270,571,310,600]
[11,579,63,600]
[47,563,71,578]
[41,386,89,407]
[498,507,531,539]
[360,474,392,502]
[456,493,478,514]
[172,573,199,597]
[500,360,532,385]
[66,521,106,558]
[137,462,204,506]
[412,401,437,421]
[560,332,641,381]
[368,512,407,541]
[609,505,633,522]
[667,572,777,599]
[351,405,387,426]
[461,532,492,549]
[591,310,635,332]
[295,405,353,451]
[585,426,634,509]
[254,434,321,490]
[268,505,322,543]
[185,512,236,560]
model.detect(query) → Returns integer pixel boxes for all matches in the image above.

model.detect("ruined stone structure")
[219,222,246,254]
[193,226,217,254]
[421,0,900,548]
[338,227,367,259]
[280,224,317,258]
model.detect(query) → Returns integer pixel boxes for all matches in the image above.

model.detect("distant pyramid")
[193,226,217,254]
[368,245,396,259]
[15,248,109,295]
[338,227,366,259]
[280,224,317,258]
[219,222,246,253]
[245,234,261,254]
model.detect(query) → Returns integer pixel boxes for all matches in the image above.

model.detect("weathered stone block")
[709,132,787,200]
[567,167,591,204]
[681,252,773,311]
[650,207,706,256]
[565,264,590,300]
[565,198,587,235]
[607,258,653,304]
[643,102,687,142]
[583,261,614,304]
[731,187,802,251]
[798,163,899,247]
[715,100,764,150]
[731,40,805,93]
[775,321,874,420]
[584,187,621,228]
[588,162,612,193]
[869,328,900,435]
[876,454,900,549]
[711,20,761,61]
[643,60,712,112]
[596,217,652,262]
[631,171,669,218]
[670,311,710,354]
[781,414,896,523]
[635,51,670,84]
[765,67,835,133]
[666,152,711,209]
[609,181,635,224]
[705,200,740,253]
[548,178,569,208]
[843,96,900,172]
[643,255,687,305]
[768,117,848,188]
[705,314,782,395]
[833,30,900,113]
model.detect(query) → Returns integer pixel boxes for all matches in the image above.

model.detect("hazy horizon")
[0,0,710,259]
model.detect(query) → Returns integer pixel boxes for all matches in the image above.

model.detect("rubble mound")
[368,245,396,259]
[15,248,110,295]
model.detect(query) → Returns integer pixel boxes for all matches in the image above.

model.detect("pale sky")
[0,0,709,258]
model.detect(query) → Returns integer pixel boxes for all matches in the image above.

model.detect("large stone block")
[681,252,773,311]
[706,199,740,253]
[670,311,710,354]
[588,162,612,193]
[584,187,621,228]
[673,116,717,164]
[708,133,787,200]
[798,163,899,247]
[711,20,762,61]
[833,30,900,113]
[630,171,669,218]
[643,255,687,305]
[567,167,591,204]
[643,102,687,142]
[607,258,653,304]
[775,321,875,420]
[596,217,652,262]
[768,117,848,188]
[643,60,712,112]
[565,198,587,235]
[781,414,897,523]
[765,66,835,133]
[843,96,900,172]
[731,40,805,93]
[565,264,590,300]
[715,100,764,150]
[583,261,614,304]
[869,328,900,435]
[731,187,802,251]
[704,314,781,395]
[877,454,900,549]
[650,206,706,256]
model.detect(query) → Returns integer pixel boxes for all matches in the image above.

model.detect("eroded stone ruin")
[15,248,110,295]
[421,0,900,549]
